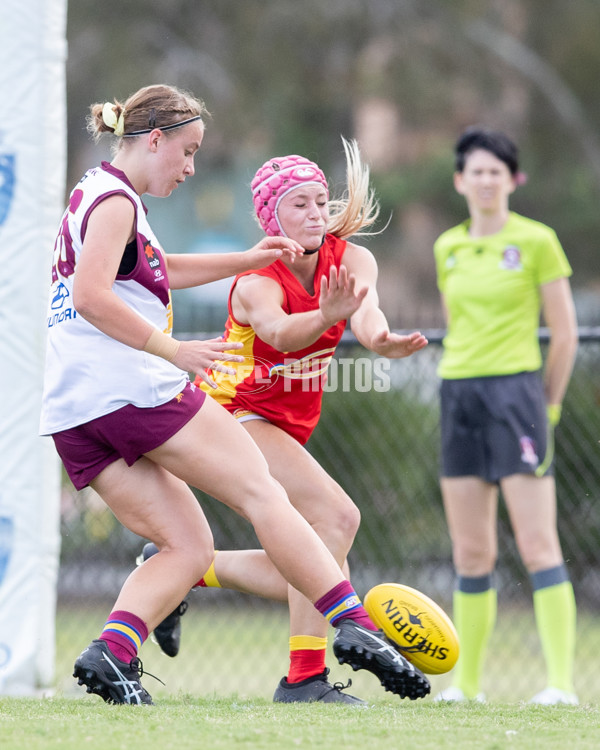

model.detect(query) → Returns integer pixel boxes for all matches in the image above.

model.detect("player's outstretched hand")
[319,265,368,326]
[172,337,244,388]
[243,237,305,268]
[369,330,428,359]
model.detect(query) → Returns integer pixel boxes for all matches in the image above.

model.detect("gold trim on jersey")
[268,347,336,380]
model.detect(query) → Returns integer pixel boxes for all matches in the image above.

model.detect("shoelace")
[330,678,353,694]
[129,657,165,687]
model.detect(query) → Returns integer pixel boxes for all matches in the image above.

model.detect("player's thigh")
[502,474,563,569]
[90,455,211,548]
[440,476,498,571]
[243,418,359,531]
[146,396,284,515]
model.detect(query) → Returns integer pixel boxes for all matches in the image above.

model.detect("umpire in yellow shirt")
[433,127,578,705]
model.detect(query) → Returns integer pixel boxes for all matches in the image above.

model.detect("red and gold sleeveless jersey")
[195,234,347,444]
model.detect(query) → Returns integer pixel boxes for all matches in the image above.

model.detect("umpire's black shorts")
[440,371,554,483]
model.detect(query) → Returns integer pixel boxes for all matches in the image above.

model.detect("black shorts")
[440,371,553,483]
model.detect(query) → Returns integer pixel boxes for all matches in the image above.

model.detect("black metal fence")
[55,329,600,702]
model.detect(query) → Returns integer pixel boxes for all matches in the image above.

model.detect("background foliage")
[66,0,600,331]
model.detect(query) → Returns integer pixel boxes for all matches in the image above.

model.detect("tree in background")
[66,0,600,329]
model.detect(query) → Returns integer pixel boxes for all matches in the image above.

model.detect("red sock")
[288,648,327,683]
[314,581,377,631]
[99,610,148,663]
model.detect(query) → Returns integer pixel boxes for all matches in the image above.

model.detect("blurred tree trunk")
[466,19,600,192]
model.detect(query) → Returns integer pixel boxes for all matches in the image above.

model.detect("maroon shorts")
[52,381,206,490]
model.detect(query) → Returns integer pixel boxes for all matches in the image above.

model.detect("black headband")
[123,114,203,138]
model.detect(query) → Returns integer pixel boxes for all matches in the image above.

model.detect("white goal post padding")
[0,0,67,694]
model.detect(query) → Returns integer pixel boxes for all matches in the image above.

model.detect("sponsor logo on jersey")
[47,281,77,327]
[51,282,70,310]
[144,241,165,281]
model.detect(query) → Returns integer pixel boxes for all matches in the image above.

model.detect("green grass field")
[2,602,595,750]
[54,602,600,703]
[1,696,598,750]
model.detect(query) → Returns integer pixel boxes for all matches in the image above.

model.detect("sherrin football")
[364,583,459,674]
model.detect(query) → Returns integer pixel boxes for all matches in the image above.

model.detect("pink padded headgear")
[251,154,328,236]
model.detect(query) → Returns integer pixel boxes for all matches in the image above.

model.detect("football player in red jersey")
[141,138,428,703]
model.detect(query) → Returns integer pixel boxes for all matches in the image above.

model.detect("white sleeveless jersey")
[40,162,188,435]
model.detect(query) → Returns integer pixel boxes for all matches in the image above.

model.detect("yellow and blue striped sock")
[314,580,377,631]
[100,609,148,663]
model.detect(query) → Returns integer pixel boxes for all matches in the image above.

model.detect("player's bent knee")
[322,486,360,534]
[335,501,361,541]
[179,546,214,585]
[311,501,360,558]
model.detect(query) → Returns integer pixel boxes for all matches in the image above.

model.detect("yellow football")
[364,583,459,675]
